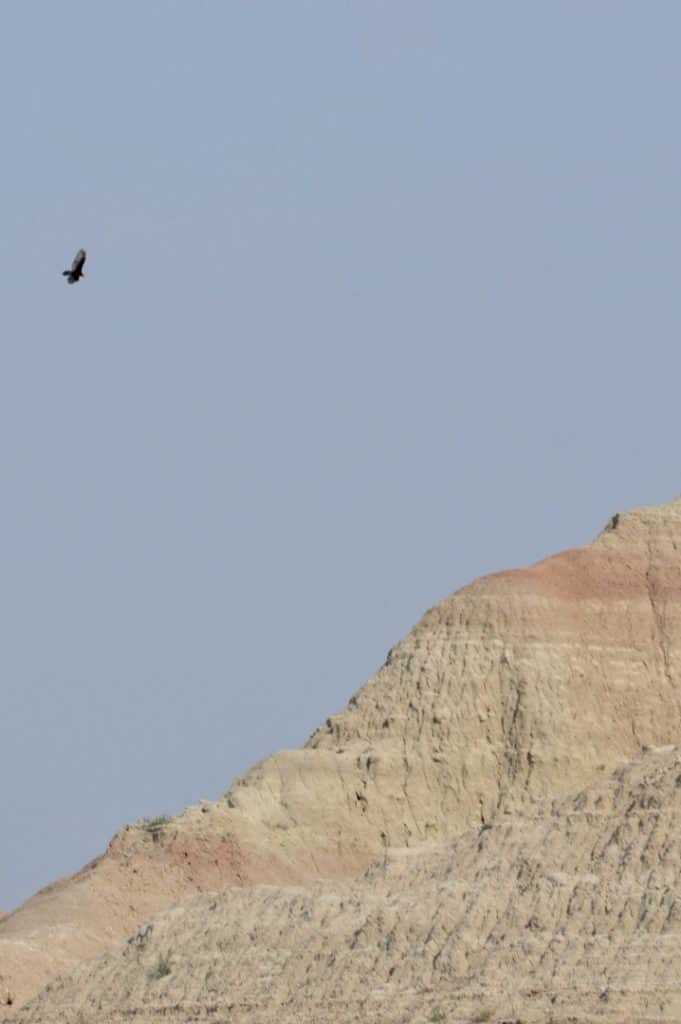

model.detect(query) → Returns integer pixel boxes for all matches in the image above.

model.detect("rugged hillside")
[16,744,681,1024]
[5,496,681,1012]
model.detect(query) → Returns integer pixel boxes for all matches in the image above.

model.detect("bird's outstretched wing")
[72,249,86,274]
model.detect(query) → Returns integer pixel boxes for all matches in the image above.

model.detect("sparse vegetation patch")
[151,952,172,980]
[144,816,172,832]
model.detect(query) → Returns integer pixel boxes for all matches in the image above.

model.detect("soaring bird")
[62,249,87,284]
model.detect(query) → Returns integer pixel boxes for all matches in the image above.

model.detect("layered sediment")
[6,497,681,1020]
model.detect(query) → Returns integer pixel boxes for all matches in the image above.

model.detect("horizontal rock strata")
[5,496,681,1012]
[17,746,681,1023]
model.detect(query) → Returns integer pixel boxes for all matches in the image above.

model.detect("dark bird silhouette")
[62,249,86,284]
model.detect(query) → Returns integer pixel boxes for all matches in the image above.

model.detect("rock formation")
[6,496,681,1020]
[17,745,681,1023]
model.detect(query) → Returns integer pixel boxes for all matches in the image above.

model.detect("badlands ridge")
[6,496,681,1021]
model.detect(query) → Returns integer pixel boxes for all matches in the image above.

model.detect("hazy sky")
[2,2,680,911]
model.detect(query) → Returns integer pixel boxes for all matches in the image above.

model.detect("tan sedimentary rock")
[5,496,681,1014]
[16,744,681,1024]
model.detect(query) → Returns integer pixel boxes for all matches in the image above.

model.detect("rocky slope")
[17,744,681,1024]
[5,495,681,1015]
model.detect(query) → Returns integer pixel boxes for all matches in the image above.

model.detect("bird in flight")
[62,248,87,284]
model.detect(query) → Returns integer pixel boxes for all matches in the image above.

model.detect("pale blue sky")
[2,2,680,910]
